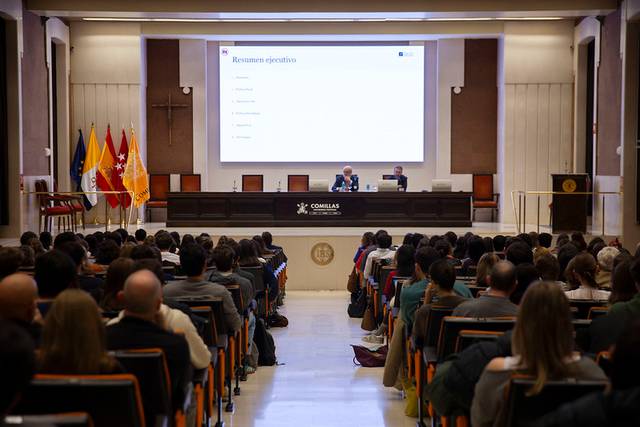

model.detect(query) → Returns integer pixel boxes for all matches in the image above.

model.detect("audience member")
[156,232,180,264]
[57,241,103,299]
[435,239,461,267]
[39,289,121,374]
[0,273,41,346]
[0,247,23,280]
[19,231,37,246]
[363,233,395,279]
[34,250,77,300]
[39,231,52,251]
[354,232,374,263]
[471,281,607,427]
[505,241,534,266]
[557,243,580,280]
[134,228,147,243]
[492,235,506,255]
[53,231,76,249]
[538,232,553,249]
[564,253,611,301]
[596,246,619,289]
[100,257,136,312]
[475,252,500,287]
[208,245,254,310]
[571,232,588,252]
[609,259,638,306]
[0,320,36,417]
[453,261,518,317]
[238,239,280,300]
[510,263,540,305]
[130,243,161,262]
[95,239,121,267]
[535,253,566,290]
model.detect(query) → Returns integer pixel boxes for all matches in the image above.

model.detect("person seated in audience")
[0,273,42,346]
[392,165,408,191]
[18,245,35,268]
[535,253,567,290]
[52,231,76,249]
[29,238,45,259]
[170,231,181,250]
[252,235,274,256]
[208,245,255,310]
[39,231,52,251]
[564,253,611,301]
[608,257,640,316]
[383,246,441,389]
[538,232,553,249]
[412,259,468,346]
[164,244,242,334]
[180,234,196,249]
[382,244,416,301]
[471,281,607,427]
[261,231,282,251]
[461,236,486,274]
[474,252,500,287]
[596,246,619,289]
[482,236,494,253]
[99,257,136,312]
[106,270,192,409]
[0,319,36,418]
[331,165,359,192]
[354,232,374,264]
[492,235,506,257]
[39,289,121,374]
[571,231,588,252]
[57,241,103,301]
[94,239,121,270]
[538,320,640,426]
[453,261,519,318]
[587,237,606,259]
[34,249,77,307]
[0,247,23,280]
[130,243,161,262]
[225,239,260,289]
[134,228,147,244]
[363,233,395,279]
[505,240,534,266]
[510,263,540,305]
[609,259,637,307]
[435,239,461,267]
[156,232,181,265]
[238,239,280,302]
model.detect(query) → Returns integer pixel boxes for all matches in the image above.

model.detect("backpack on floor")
[254,318,277,366]
[347,288,367,318]
[351,344,388,367]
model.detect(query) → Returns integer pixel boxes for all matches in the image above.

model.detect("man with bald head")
[0,273,41,346]
[106,269,191,408]
[331,165,359,192]
[452,260,519,317]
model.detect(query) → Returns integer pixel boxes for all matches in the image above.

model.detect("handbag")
[361,304,376,331]
[347,265,359,294]
[351,344,388,367]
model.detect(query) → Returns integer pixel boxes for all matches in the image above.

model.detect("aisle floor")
[222,290,416,427]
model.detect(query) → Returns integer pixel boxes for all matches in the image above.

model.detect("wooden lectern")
[551,174,589,233]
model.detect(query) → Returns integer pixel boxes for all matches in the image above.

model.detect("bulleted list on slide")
[219,45,424,163]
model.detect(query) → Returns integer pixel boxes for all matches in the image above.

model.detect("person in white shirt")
[564,253,611,301]
[156,232,181,265]
[363,233,396,279]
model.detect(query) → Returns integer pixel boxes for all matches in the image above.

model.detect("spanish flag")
[81,125,101,208]
[96,125,119,208]
[122,129,150,208]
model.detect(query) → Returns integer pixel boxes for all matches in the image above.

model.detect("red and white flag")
[112,129,132,208]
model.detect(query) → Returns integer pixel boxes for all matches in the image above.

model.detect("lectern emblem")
[311,242,334,266]
[562,179,577,193]
[296,202,308,215]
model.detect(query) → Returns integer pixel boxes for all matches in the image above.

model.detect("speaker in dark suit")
[332,166,359,192]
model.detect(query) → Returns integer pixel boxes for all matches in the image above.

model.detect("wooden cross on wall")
[151,93,189,146]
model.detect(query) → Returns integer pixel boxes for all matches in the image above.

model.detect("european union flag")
[70,130,92,210]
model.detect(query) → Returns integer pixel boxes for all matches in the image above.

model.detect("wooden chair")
[504,375,607,426]
[455,330,505,353]
[146,174,170,222]
[35,180,74,233]
[472,174,499,222]
[3,413,93,426]
[180,174,201,192]
[12,374,145,427]
[436,317,516,362]
[588,306,609,320]
[242,175,263,192]
[570,300,606,319]
[287,175,309,192]
[54,179,85,231]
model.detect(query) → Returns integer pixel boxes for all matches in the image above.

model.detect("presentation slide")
[219,45,425,162]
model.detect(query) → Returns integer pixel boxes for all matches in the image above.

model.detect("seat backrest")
[569,300,604,319]
[149,174,170,201]
[504,376,608,426]
[455,330,504,353]
[240,266,265,292]
[472,174,494,201]
[437,317,516,361]
[114,349,172,427]
[222,283,244,313]
[588,306,608,320]
[392,276,411,308]
[287,175,309,192]
[189,306,217,346]
[13,374,145,427]
[3,413,93,426]
[424,306,455,347]
[379,266,395,292]
[180,174,201,192]
[242,175,263,192]
[171,296,227,336]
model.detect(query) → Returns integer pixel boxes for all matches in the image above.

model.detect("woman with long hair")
[471,281,607,427]
[564,253,611,301]
[39,289,121,374]
[100,257,135,312]
[475,252,500,287]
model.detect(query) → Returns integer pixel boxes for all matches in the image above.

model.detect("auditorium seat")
[242,175,263,192]
[146,174,170,222]
[472,174,499,222]
[503,375,607,426]
[180,174,201,192]
[3,413,93,426]
[287,175,309,192]
[12,374,145,427]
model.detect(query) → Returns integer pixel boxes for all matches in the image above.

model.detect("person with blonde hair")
[38,289,120,374]
[471,281,607,427]
[475,252,500,287]
[564,253,611,301]
[595,246,619,289]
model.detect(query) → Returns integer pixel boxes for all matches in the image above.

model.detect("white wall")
[500,21,575,226]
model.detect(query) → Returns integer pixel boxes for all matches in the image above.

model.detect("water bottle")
[277,181,282,192]
[341,182,346,192]
[366,183,371,192]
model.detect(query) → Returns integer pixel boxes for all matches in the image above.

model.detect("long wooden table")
[166,191,472,227]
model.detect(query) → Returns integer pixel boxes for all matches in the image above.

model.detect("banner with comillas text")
[122,130,150,208]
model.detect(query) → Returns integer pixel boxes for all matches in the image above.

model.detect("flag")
[81,125,101,208]
[96,125,119,208]
[113,129,131,208]
[122,129,150,208]
[70,130,92,210]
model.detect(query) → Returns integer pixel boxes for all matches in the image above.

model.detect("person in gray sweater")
[163,244,241,333]
[207,245,254,312]
[471,281,607,427]
[453,261,519,318]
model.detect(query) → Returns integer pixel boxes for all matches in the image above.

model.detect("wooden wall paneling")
[536,84,551,219]
[525,83,539,219]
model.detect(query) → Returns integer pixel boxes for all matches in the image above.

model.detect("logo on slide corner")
[296,202,309,215]
[221,48,229,56]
